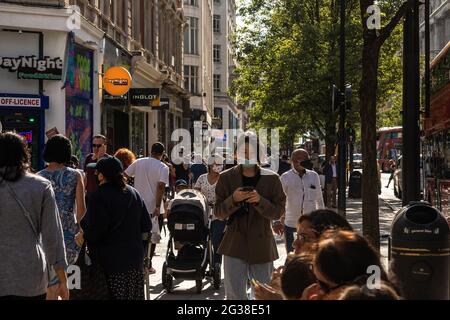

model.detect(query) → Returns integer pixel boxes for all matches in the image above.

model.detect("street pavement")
[146,173,402,300]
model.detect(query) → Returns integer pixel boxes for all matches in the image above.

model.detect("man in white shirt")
[279,149,325,253]
[125,142,169,273]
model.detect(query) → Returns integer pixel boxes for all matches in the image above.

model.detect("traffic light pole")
[402,0,421,206]
[338,0,347,217]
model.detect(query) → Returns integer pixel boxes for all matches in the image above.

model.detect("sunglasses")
[296,230,319,243]
[316,279,347,294]
[92,144,104,148]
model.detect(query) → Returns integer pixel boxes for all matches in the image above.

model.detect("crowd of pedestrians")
[0,129,405,301]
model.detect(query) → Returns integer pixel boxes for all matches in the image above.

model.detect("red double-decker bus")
[422,41,450,220]
[377,126,403,172]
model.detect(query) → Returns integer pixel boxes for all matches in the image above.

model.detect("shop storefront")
[0,94,48,169]
[102,38,135,155]
[0,29,65,170]
[0,4,103,170]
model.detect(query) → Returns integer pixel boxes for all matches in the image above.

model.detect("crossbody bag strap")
[3,179,40,242]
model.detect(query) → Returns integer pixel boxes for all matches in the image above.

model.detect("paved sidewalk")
[147,173,402,300]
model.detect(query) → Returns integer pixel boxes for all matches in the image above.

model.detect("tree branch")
[377,1,409,45]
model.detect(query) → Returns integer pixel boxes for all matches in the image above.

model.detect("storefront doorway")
[0,109,44,171]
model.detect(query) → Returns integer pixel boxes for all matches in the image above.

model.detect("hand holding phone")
[241,186,254,192]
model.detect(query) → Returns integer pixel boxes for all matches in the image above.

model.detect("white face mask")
[212,165,223,173]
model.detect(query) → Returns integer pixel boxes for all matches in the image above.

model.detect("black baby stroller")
[163,189,221,294]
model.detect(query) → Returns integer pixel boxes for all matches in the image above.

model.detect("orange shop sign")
[103,66,132,96]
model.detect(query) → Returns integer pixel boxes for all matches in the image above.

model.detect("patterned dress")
[38,167,81,265]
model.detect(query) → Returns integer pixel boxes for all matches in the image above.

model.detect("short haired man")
[279,149,325,253]
[84,135,110,201]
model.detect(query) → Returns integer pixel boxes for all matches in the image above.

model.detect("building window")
[214,107,223,118]
[184,65,199,94]
[184,17,199,54]
[213,45,221,63]
[214,74,221,92]
[214,107,223,129]
[184,0,198,6]
[213,15,221,33]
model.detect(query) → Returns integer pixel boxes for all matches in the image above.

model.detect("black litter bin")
[390,202,450,300]
[348,171,362,199]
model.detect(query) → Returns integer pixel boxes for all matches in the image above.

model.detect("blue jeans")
[211,219,226,265]
[223,255,273,300]
[285,225,297,254]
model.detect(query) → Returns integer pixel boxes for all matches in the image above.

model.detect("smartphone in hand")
[241,186,254,192]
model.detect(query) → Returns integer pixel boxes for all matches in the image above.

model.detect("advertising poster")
[65,40,93,167]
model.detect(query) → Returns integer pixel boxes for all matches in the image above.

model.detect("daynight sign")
[103,66,132,96]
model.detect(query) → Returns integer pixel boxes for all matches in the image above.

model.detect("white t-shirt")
[125,157,169,215]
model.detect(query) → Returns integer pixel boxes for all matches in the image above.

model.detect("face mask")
[212,165,223,173]
[300,160,312,170]
[238,159,256,168]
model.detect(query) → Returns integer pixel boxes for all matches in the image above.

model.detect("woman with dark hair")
[255,209,354,300]
[215,131,286,300]
[339,281,401,300]
[0,132,69,300]
[38,134,86,300]
[294,209,353,254]
[79,157,152,300]
[254,253,316,300]
[303,230,391,300]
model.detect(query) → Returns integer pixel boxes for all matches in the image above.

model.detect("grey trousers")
[223,255,274,300]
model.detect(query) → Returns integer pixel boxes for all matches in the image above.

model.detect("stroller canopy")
[170,189,209,225]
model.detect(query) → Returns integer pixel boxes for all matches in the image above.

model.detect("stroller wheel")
[213,264,221,290]
[162,263,173,292]
[195,280,202,294]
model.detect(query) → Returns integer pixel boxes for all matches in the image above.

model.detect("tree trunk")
[325,119,337,161]
[360,40,381,251]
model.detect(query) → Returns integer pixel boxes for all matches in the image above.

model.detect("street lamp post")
[338,0,347,217]
[402,0,421,206]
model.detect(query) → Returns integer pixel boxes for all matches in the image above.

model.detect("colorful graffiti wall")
[66,40,94,167]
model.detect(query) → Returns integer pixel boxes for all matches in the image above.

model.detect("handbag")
[70,243,110,300]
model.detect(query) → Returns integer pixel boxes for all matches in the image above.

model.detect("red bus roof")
[377,126,402,133]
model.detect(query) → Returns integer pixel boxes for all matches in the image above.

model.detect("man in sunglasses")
[84,134,110,201]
